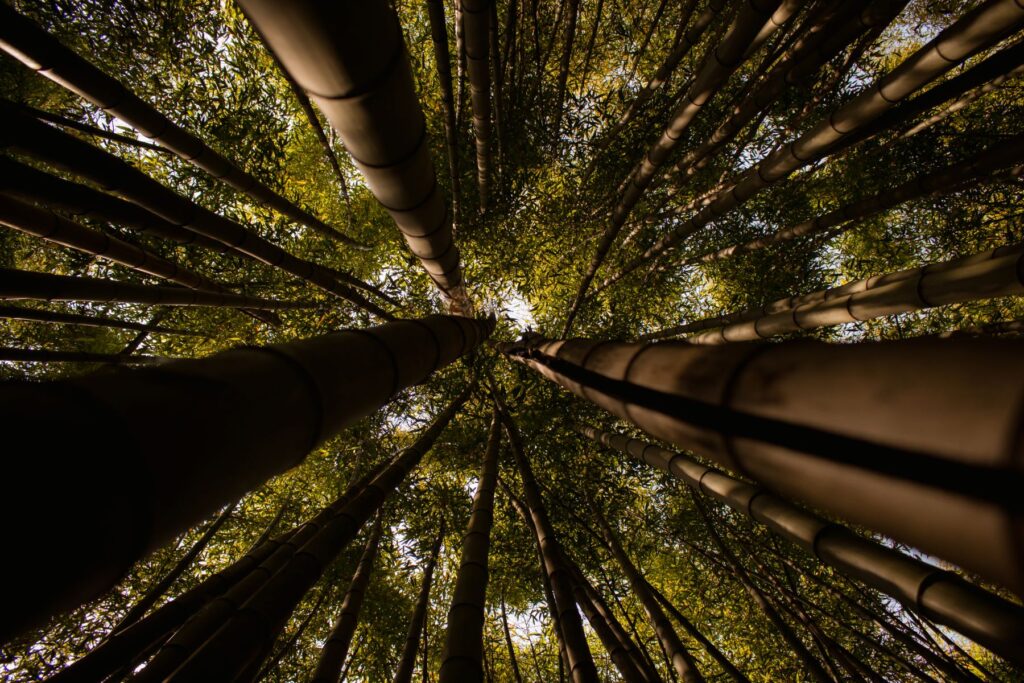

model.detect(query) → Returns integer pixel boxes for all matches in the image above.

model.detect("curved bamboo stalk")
[692,495,832,683]
[47,464,386,683]
[0,268,307,310]
[462,0,493,211]
[0,6,363,247]
[438,408,502,682]
[2,315,492,640]
[20,104,169,154]
[594,0,1024,294]
[239,0,472,314]
[682,240,1024,344]
[501,411,600,683]
[0,157,226,252]
[426,0,463,235]
[0,347,160,364]
[594,508,704,683]
[113,500,238,633]
[578,0,606,89]
[311,514,385,683]
[578,423,1024,666]
[562,0,786,335]
[158,384,475,680]
[0,304,200,336]
[499,332,1024,600]
[394,521,446,683]
[0,105,392,319]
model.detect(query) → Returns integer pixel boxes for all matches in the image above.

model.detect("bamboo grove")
[1,0,1023,680]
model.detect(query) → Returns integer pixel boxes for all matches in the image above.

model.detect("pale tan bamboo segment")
[0,268,307,310]
[497,333,1024,597]
[579,424,1024,666]
[0,5,362,247]
[239,0,472,315]
[596,0,1024,294]
[686,242,1024,344]
[1,314,493,639]
[439,409,502,682]
[461,0,492,211]
[311,515,385,683]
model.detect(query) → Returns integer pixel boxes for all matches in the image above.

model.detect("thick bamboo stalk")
[500,333,1024,598]
[159,384,474,680]
[0,304,199,336]
[578,424,1024,665]
[426,0,462,235]
[683,240,1024,344]
[692,496,832,683]
[595,0,1024,294]
[0,6,363,247]
[0,347,159,364]
[0,158,226,252]
[594,508,704,683]
[439,409,502,682]
[461,0,493,210]
[2,315,492,640]
[0,268,307,310]
[394,521,446,683]
[311,514,386,683]
[0,106,392,318]
[501,414,600,683]
[239,0,472,314]
[562,0,786,335]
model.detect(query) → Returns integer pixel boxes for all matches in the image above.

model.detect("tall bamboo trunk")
[439,408,502,681]
[3,314,491,640]
[462,0,493,211]
[595,0,1024,294]
[20,104,170,153]
[692,496,831,683]
[0,5,361,247]
[500,412,600,683]
[551,0,580,141]
[112,500,239,633]
[252,580,333,681]
[0,347,160,364]
[594,508,704,683]
[394,521,446,683]
[311,514,386,683]
[239,0,472,314]
[562,0,786,335]
[680,239,1024,345]
[0,268,306,310]
[0,157,225,252]
[153,384,475,680]
[577,425,1024,666]
[0,105,391,318]
[0,304,200,337]
[426,0,463,235]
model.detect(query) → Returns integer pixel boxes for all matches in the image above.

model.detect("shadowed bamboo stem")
[394,520,446,683]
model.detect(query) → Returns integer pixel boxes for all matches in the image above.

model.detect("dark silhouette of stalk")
[311,514,386,683]
[439,408,502,681]
[394,521,446,683]
[0,304,201,337]
[426,0,463,234]
[462,0,493,211]
[0,347,160,364]
[20,104,169,153]
[500,594,524,683]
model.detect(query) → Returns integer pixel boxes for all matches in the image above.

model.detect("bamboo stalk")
[0,304,200,336]
[0,6,363,247]
[394,520,446,683]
